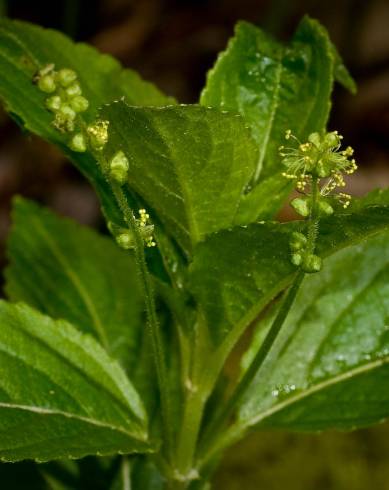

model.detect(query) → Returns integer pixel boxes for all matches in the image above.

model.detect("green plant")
[0,15,388,490]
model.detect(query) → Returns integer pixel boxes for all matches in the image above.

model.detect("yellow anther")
[87,120,109,150]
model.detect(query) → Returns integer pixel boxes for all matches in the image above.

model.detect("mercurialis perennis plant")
[0,14,389,490]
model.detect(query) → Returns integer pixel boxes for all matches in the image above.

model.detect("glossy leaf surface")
[5,198,144,372]
[0,302,149,462]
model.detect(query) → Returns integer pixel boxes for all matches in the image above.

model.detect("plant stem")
[175,387,204,483]
[198,270,304,456]
[173,316,213,486]
[81,126,175,467]
[199,177,321,461]
[110,183,174,463]
[306,176,319,253]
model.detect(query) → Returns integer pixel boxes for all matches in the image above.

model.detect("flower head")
[280,130,357,209]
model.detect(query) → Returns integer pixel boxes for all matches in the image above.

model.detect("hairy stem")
[110,183,173,462]
[306,176,319,253]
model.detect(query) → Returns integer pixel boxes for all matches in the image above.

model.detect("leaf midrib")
[0,305,142,428]
[0,402,144,441]
[241,355,389,429]
[215,215,389,367]
[31,216,109,350]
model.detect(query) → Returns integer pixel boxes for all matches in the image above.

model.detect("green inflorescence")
[280,130,358,273]
[35,64,89,134]
[35,64,155,250]
[109,209,156,250]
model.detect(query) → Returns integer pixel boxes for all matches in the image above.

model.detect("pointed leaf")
[5,198,144,372]
[0,18,174,225]
[190,193,389,346]
[0,301,149,462]
[238,231,389,433]
[100,102,258,254]
[201,17,355,220]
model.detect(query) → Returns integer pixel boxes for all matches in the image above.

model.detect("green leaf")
[0,18,175,225]
[5,197,144,372]
[0,301,150,462]
[200,17,355,221]
[238,230,389,433]
[189,195,389,345]
[100,102,258,254]
[330,41,357,94]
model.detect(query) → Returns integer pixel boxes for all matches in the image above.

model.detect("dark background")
[1,1,389,488]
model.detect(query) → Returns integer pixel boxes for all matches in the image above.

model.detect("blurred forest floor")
[1,1,389,488]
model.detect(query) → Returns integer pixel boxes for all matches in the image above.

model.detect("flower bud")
[69,133,87,152]
[87,120,109,150]
[323,131,341,149]
[291,253,303,267]
[57,68,77,87]
[291,197,310,217]
[109,151,129,184]
[116,232,134,250]
[308,132,321,146]
[318,200,334,216]
[302,254,322,273]
[59,104,76,121]
[289,231,307,251]
[38,74,56,93]
[45,95,62,112]
[65,82,82,97]
[70,95,89,113]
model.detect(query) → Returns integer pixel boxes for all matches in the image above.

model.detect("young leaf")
[101,102,258,254]
[5,198,144,372]
[0,301,150,462]
[237,231,389,434]
[189,196,389,346]
[200,17,355,221]
[0,18,175,225]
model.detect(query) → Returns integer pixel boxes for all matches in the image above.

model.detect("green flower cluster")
[280,130,358,273]
[289,231,322,273]
[35,64,89,136]
[109,209,156,250]
[281,130,356,180]
[35,64,112,155]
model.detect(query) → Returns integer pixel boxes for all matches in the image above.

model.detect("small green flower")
[38,74,56,93]
[281,130,357,273]
[289,232,308,251]
[70,95,89,113]
[69,133,87,152]
[65,82,82,97]
[280,130,357,181]
[45,95,62,112]
[116,232,134,250]
[110,209,156,250]
[109,150,129,184]
[57,68,77,87]
[302,254,322,273]
[87,120,109,150]
[290,197,310,217]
